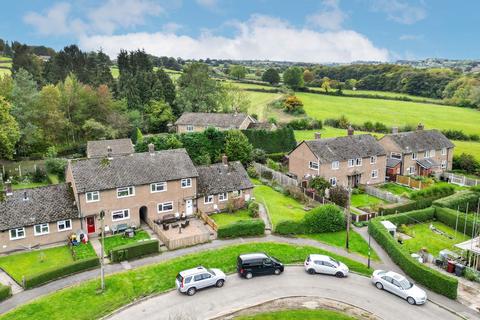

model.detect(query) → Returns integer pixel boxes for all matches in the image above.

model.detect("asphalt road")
[107,266,462,320]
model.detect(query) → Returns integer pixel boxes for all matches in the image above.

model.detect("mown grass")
[211,209,252,228]
[103,230,150,255]
[0,242,372,320]
[379,183,414,197]
[235,309,356,320]
[350,193,387,208]
[453,140,480,162]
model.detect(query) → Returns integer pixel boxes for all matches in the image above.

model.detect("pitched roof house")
[86,138,134,159]
[175,112,255,133]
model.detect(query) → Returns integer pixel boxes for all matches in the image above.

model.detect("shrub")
[283,95,305,114]
[433,191,480,212]
[251,148,267,164]
[453,153,480,174]
[287,117,322,130]
[45,158,67,180]
[303,204,345,233]
[110,240,159,263]
[247,165,258,178]
[31,168,47,183]
[266,152,286,162]
[24,257,100,289]
[217,219,265,239]
[464,267,480,283]
[261,170,273,180]
[329,186,349,208]
[0,284,11,302]
[309,176,331,197]
[248,202,260,218]
[409,184,455,200]
[275,220,306,235]
[266,158,280,171]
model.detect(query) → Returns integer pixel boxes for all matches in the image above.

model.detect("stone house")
[175,112,256,133]
[86,138,134,159]
[379,125,454,178]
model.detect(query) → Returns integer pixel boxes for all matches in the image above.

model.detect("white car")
[304,254,349,277]
[175,266,226,296]
[371,270,427,305]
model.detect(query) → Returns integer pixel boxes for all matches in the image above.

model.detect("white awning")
[455,237,480,255]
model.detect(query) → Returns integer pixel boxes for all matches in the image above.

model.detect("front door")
[86,216,95,233]
[185,199,193,216]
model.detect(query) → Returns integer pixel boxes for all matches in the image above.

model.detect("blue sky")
[0,0,478,62]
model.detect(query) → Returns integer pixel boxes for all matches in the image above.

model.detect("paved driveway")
[108,266,461,320]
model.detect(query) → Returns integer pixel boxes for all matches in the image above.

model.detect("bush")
[24,257,100,289]
[409,184,455,200]
[247,165,258,178]
[248,202,260,218]
[31,168,47,183]
[266,152,286,162]
[45,158,67,180]
[433,191,480,212]
[283,95,305,115]
[329,186,349,207]
[464,267,480,283]
[110,239,159,263]
[251,148,267,164]
[303,204,345,233]
[275,220,306,235]
[0,284,11,302]
[309,176,331,197]
[453,153,480,174]
[217,219,265,239]
[266,158,280,171]
[261,170,273,180]
[286,117,322,130]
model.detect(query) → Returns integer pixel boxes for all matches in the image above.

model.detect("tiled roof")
[87,138,134,158]
[303,134,386,163]
[383,129,454,153]
[386,158,402,168]
[196,161,254,196]
[0,183,79,231]
[70,148,198,193]
[417,158,439,169]
[175,112,251,128]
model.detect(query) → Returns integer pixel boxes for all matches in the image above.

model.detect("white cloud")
[23,3,73,36]
[399,34,423,41]
[196,0,218,9]
[306,0,347,31]
[79,14,389,63]
[162,22,183,33]
[371,0,426,25]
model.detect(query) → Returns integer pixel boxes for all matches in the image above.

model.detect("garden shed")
[381,220,397,237]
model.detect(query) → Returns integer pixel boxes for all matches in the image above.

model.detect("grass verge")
[235,309,356,320]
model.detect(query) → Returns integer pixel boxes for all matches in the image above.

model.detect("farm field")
[453,140,480,160]
[246,90,286,121]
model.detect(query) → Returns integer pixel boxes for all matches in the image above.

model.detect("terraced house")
[379,125,454,179]
[288,129,387,188]
[175,112,256,133]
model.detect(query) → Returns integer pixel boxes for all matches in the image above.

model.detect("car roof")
[385,271,406,281]
[179,266,207,277]
[309,254,332,261]
[239,253,268,260]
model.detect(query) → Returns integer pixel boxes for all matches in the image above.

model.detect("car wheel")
[274,269,281,275]
[307,268,316,275]
[245,272,253,279]
[215,279,225,288]
[335,272,344,278]
[187,287,196,296]
[375,282,383,290]
[407,297,416,305]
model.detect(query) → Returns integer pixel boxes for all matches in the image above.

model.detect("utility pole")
[345,181,352,250]
[99,210,105,292]
[367,214,372,269]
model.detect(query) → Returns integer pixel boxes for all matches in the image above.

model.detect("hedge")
[433,191,480,212]
[0,284,11,302]
[379,197,434,215]
[242,127,296,153]
[369,208,458,299]
[217,219,265,239]
[434,206,478,236]
[275,220,306,235]
[409,184,455,200]
[110,239,159,263]
[266,152,286,162]
[24,257,100,289]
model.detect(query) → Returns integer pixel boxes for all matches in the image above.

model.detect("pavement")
[106,266,464,320]
[0,270,22,295]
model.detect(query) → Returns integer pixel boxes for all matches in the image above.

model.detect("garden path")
[0,270,22,294]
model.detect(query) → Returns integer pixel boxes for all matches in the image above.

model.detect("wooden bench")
[111,223,129,234]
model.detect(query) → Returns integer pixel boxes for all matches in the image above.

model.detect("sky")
[0,0,478,63]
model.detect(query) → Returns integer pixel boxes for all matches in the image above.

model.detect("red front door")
[86,216,95,233]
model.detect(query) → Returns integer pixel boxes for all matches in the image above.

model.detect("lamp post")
[345,183,352,250]
[99,210,105,292]
[368,213,372,269]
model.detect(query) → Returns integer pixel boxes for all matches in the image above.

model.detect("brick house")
[86,138,134,159]
[288,131,387,188]
[175,112,256,133]
[196,156,254,214]
[0,183,80,253]
[379,125,454,178]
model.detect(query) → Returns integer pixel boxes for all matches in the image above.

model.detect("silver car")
[371,270,427,305]
[175,266,226,296]
[304,254,349,277]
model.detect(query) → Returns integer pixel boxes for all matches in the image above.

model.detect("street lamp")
[368,213,372,269]
[99,210,105,292]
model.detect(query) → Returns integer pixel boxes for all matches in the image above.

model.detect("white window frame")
[157,202,174,213]
[204,195,214,204]
[412,152,417,160]
[150,182,167,193]
[424,150,430,158]
[112,209,130,221]
[232,190,242,198]
[34,223,50,236]
[329,177,337,186]
[86,191,100,203]
[441,160,447,169]
[406,166,416,175]
[117,186,135,198]
[309,161,319,170]
[355,158,362,166]
[218,192,228,202]
[181,178,192,188]
[370,156,377,164]
[57,219,72,232]
[430,149,435,157]
[391,152,402,160]
[347,159,355,167]
[9,227,26,240]
[186,125,194,132]
[331,161,339,170]
[371,169,379,179]
[441,148,447,156]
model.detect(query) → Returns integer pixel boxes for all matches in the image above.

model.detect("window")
[204,195,214,204]
[232,190,242,198]
[442,148,447,156]
[355,158,362,166]
[57,219,72,232]
[117,186,134,198]
[370,156,377,164]
[9,228,25,240]
[86,191,100,203]
[430,149,435,157]
[329,177,337,186]
[441,160,447,169]
[412,152,417,160]
[391,152,402,160]
[34,223,49,236]
[424,150,430,158]
[218,192,228,202]
[407,166,416,175]
[157,202,173,213]
[348,159,355,167]
[194,274,202,282]
[309,161,319,170]
[181,178,192,188]
[371,169,378,179]
[186,125,194,132]
[331,161,339,170]
[150,182,167,193]
[112,209,130,221]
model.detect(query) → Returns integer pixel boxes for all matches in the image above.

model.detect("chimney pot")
[5,179,13,196]
[314,132,322,140]
[417,123,424,131]
[347,125,354,136]
[222,154,228,165]
[392,126,399,134]
[148,143,155,154]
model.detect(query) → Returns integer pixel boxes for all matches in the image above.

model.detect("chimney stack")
[347,125,354,136]
[417,123,424,131]
[107,146,113,159]
[222,154,228,166]
[314,132,322,140]
[392,126,399,134]
[148,143,155,154]
[5,179,13,196]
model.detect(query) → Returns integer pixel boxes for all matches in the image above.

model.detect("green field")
[454,140,480,160]
[235,309,356,320]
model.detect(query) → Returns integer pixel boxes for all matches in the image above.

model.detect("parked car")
[237,253,284,279]
[175,266,226,296]
[304,254,349,277]
[371,270,427,305]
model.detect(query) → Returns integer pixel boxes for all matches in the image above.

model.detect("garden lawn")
[211,209,252,228]
[0,246,76,283]
[401,222,471,256]
[299,230,380,261]
[235,309,356,320]
[253,184,307,228]
[72,243,97,260]
[103,230,150,255]
[12,181,50,190]
[0,242,371,320]
[379,183,414,197]
[350,193,386,209]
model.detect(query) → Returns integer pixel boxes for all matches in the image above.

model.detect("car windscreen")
[328,257,340,267]
[176,274,183,282]
[207,269,216,276]
[399,279,413,289]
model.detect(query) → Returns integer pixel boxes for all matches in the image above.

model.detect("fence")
[197,211,218,232]
[396,175,431,190]
[363,185,404,203]
[0,160,46,180]
[253,162,299,187]
[445,173,479,187]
